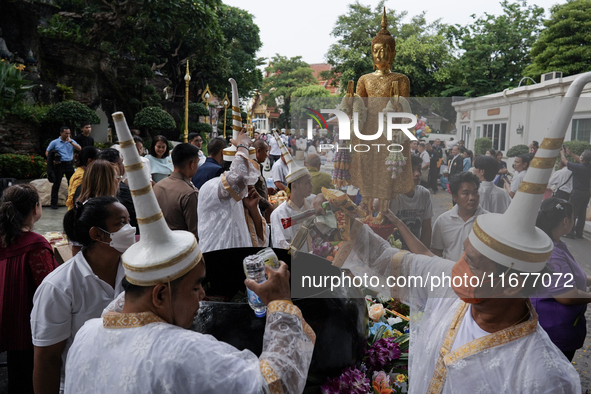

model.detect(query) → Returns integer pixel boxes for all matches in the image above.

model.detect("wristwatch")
[237,144,249,150]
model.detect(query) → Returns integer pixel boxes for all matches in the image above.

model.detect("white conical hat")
[112,112,202,286]
[469,72,591,272]
[223,78,256,162]
[272,131,309,184]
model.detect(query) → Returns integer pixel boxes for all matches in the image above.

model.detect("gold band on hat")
[232,115,242,121]
[125,253,202,286]
[123,240,200,273]
[529,157,556,170]
[113,113,125,122]
[232,125,242,132]
[540,137,564,150]
[232,106,240,112]
[119,139,135,149]
[124,162,144,173]
[130,184,152,197]
[472,221,552,263]
[517,181,547,195]
[137,211,163,225]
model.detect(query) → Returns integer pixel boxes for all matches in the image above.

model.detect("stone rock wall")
[0,116,40,154]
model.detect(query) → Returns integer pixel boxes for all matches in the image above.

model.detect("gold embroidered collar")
[287,198,308,213]
[103,311,167,329]
[426,300,538,394]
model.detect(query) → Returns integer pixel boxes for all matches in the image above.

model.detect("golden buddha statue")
[349,7,414,222]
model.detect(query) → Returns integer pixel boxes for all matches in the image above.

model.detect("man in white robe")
[64,118,315,394]
[198,134,267,253]
[271,171,315,252]
[344,216,581,393]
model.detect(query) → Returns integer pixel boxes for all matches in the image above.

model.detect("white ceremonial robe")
[346,220,581,394]
[270,195,315,252]
[64,300,315,394]
[198,151,267,253]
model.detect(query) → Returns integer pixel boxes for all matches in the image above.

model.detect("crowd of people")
[0,122,590,393]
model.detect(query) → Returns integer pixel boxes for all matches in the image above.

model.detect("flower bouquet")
[321,297,410,394]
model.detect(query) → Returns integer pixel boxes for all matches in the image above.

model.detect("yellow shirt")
[66,167,84,210]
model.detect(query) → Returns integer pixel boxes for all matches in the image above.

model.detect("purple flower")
[321,367,370,394]
[365,338,402,371]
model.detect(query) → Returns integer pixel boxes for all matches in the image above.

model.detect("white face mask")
[98,223,136,253]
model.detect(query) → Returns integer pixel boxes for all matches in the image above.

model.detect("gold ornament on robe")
[347,7,414,223]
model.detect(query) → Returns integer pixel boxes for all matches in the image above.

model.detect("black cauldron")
[191,247,368,384]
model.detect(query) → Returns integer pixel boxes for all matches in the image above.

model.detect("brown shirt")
[153,172,199,238]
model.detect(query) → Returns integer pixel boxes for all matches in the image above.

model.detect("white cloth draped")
[270,196,315,252]
[347,220,581,394]
[197,151,267,253]
[64,300,315,394]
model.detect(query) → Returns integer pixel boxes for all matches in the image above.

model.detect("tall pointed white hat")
[112,112,202,285]
[223,78,256,162]
[272,131,309,184]
[469,72,591,272]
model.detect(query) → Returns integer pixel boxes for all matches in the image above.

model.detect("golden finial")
[381,6,387,30]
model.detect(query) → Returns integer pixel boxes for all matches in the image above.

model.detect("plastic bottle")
[243,255,267,317]
[256,247,280,270]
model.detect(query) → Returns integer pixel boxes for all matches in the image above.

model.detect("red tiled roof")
[309,63,339,94]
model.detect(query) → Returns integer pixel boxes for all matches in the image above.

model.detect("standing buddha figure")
[349,7,414,222]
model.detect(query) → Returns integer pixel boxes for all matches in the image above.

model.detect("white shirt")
[478,181,511,214]
[269,136,281,156]
[198,150,206,166]
[451,304,491,351]
[431,204,488,262]
[271,159,289,187]
[270,196,316,252]
[510,169,527,195]
[419,150,430,167]
[31,251,125,389]
[548,167,573,194]
[389,185,433,240]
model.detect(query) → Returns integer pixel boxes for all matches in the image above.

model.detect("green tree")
[262,55,318,128]
[442,0,544,97]
[134,107,176,139]
[525,0,591,81]
[290,85,338,130]
[44,101,101,132]
[323,1,455,97]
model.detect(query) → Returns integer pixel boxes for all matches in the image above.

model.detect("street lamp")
[183,60,191,143]
[222,93,230,139]
[201,84,213,125]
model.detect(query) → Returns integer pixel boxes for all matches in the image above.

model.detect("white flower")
[387,317,402,325]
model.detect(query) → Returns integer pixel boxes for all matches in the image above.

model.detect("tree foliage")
[262,55,318,128]
[525,0,591,81]
[323,1,455,97]
[47,0,262,104]
[44,100,101,132]
[442,0,544,97]
[134,107,176,138]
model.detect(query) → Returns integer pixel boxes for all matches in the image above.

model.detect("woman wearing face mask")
[30,197,135,394]
[532,197,591,361]
[146,135,173,183]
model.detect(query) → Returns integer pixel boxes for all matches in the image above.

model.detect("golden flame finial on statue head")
[372,6,396,56]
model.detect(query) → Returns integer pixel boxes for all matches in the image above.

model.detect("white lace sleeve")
[101,291,126,316]
[218,152,261,201]
[260,301,315,394]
